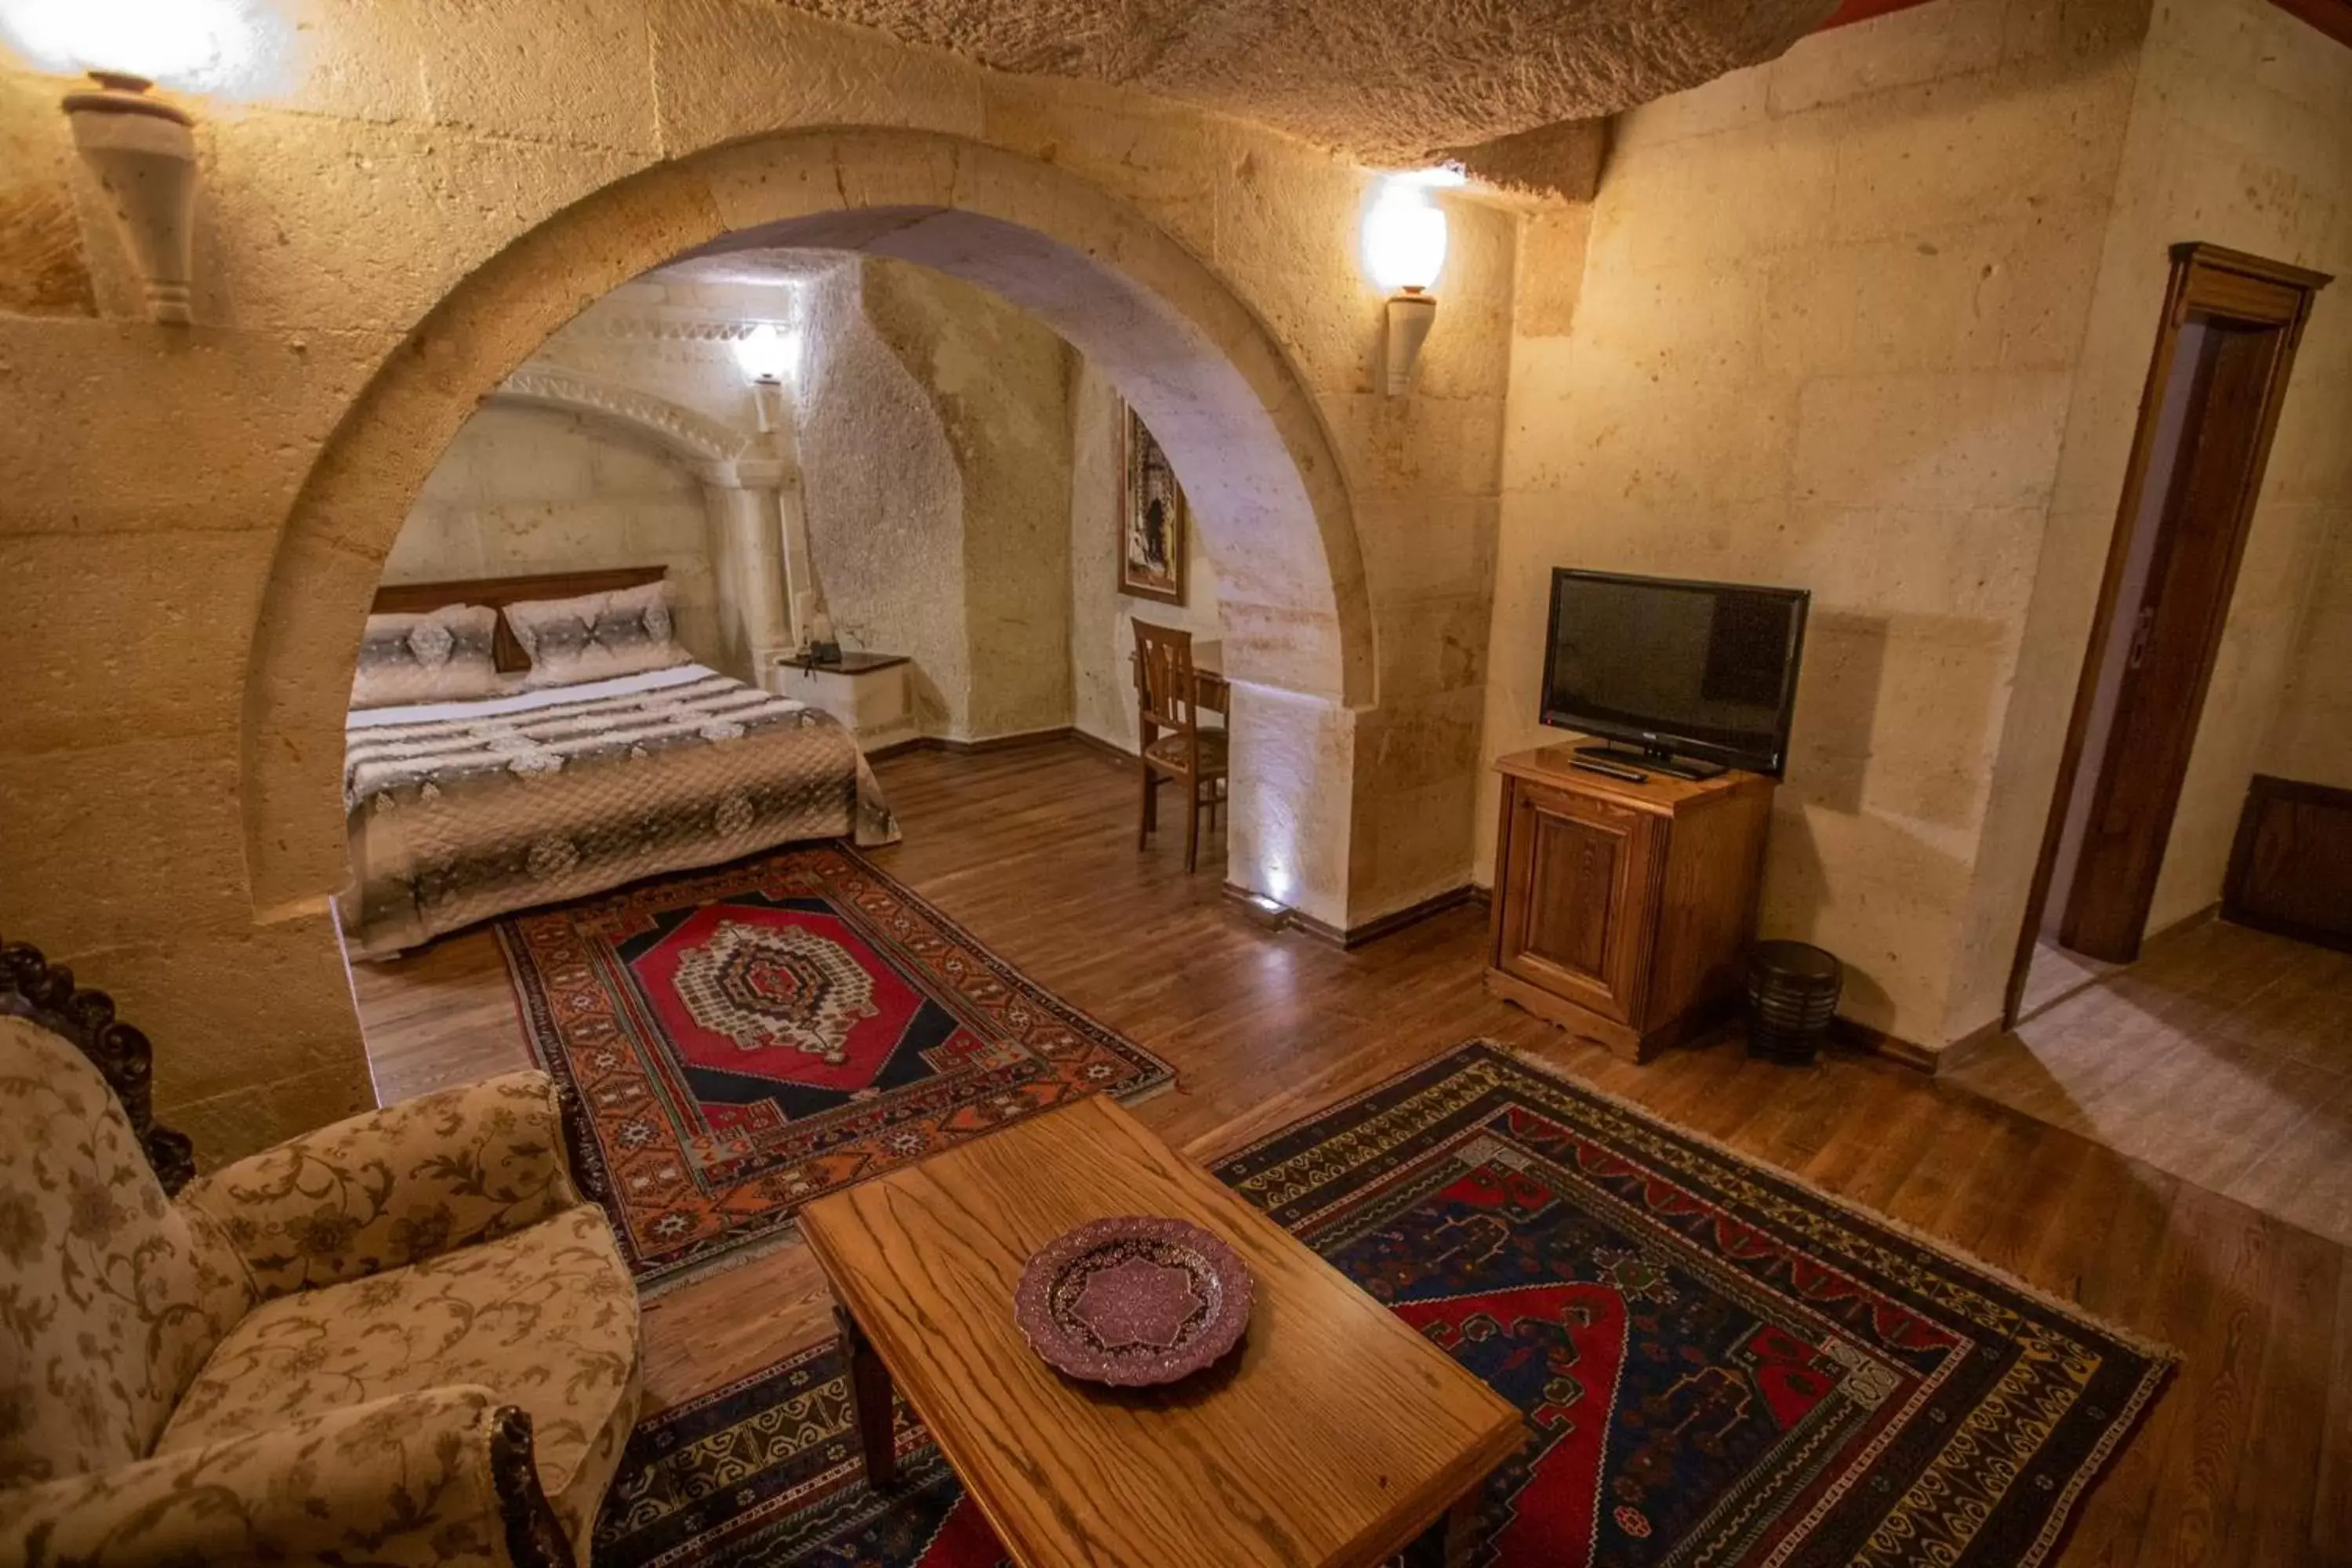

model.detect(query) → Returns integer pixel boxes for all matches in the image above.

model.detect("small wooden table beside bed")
[340,567,897,959]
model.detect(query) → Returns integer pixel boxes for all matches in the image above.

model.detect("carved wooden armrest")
[0,1387,572,1568]
[177,1069,587,1299]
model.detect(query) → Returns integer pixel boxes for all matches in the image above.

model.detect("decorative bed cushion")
[350,605,504,709]
[507,581,688,688]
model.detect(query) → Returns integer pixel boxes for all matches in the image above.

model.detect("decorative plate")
[1014,1215,1254,1386]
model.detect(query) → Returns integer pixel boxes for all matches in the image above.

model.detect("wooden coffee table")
[799,1094,1523,1568]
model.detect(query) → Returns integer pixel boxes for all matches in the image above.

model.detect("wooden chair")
[1133,621,1229,873]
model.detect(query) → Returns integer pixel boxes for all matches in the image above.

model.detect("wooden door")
[2059,321,2285,960]
[2005,245,2329,1019]
[1494,778,1659,1023]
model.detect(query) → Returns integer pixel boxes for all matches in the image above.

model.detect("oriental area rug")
[497,841,1174,1289]
[591,1042,2174,1568]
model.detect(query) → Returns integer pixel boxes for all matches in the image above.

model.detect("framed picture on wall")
[1120,403,1188,605]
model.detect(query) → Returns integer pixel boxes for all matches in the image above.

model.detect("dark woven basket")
[1745,941,1841,1065]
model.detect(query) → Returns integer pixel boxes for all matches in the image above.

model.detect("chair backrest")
[0,1017,249,1488]
[1133,620,1199,736]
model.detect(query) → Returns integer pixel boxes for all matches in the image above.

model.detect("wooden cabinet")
[1487,745,1773,1062]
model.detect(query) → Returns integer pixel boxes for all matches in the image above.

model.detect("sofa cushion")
[0,1018,253,1487]
[178,1069,585,1301]
[158,1203,641,1555]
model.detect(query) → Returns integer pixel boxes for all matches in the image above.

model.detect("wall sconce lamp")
[1363,169,1461,397]
[63,74,198,325]
[732,323,799,433]
[7,0,276,326]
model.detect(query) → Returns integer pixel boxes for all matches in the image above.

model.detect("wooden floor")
[350,739,2352,1565]
[1955,918,2352,1250]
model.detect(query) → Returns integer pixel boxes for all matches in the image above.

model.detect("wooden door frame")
[2001,242,2330,1028]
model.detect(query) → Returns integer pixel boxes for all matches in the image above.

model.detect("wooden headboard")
[372,566,668,673]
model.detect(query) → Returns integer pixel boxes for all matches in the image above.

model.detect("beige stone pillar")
[699,451,798,682]
[1224,683,1356,931]
[770,463,818,650]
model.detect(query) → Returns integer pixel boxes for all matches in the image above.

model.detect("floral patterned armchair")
[0,940,641,1568]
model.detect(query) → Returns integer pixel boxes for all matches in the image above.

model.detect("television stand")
[1487,745,1774,1062]
[1573,741,1726,782]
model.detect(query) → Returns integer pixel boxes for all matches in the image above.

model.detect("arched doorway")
[241,128,1373,933]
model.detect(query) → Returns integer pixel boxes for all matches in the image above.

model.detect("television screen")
[1541,569,1809,775]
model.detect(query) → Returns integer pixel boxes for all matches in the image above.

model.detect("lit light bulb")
[731,322,799,384]
[0,0,285,93]
[1362,177,1451,294]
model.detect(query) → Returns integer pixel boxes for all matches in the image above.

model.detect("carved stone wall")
[1483,0,2156,1050]
[383,283,800,681]
[384,405,730,669]
[2,1,1512,1156]
[1956,0,2352,1017]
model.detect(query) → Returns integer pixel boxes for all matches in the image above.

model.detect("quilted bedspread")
[338,664,898,957]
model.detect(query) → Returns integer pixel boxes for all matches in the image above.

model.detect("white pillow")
[350,605,505,709]
[506,580,688,688]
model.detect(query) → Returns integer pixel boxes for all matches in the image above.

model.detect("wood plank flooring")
[349,739,2352,1564]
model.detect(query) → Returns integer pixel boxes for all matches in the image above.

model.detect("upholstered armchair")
[0,942,641,1568]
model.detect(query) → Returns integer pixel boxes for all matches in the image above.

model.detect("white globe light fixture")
[731,323,800,431]
[1363,187,1449,293]
[731,322,800,381]
[0,0,271,89]
[1362,169,1461,396]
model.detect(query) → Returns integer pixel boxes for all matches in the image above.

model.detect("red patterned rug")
[591,1041,2173,1567]
[497,841,1174,1287]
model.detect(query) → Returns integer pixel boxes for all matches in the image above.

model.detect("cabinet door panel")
[1496,780,1657,1023]
[1525,813,1619,977]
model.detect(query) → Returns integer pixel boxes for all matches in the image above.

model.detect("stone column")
[771,463,818,647]
[699,447,800,683]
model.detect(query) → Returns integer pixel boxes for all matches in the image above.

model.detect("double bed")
[339,568,896,959]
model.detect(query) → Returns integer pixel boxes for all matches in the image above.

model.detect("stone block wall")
[0,0,1518,1155]
[18,0,2333,1145]
[1483,0,2153,1047]
[1950,0,2352,1022]
[2136,0,2352,933]
[2264,524,2352,789]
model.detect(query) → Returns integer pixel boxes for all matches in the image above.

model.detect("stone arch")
[241,127,1372,910]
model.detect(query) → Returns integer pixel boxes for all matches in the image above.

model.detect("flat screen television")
[1540,568,1809,779]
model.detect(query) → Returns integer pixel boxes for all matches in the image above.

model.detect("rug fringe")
[1117,1075,1178,1109]
[636,1221,806,1302]
[1490,1039,2183,1367]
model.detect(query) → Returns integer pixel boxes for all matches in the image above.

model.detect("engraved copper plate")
[1014,1215,1254,1386]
